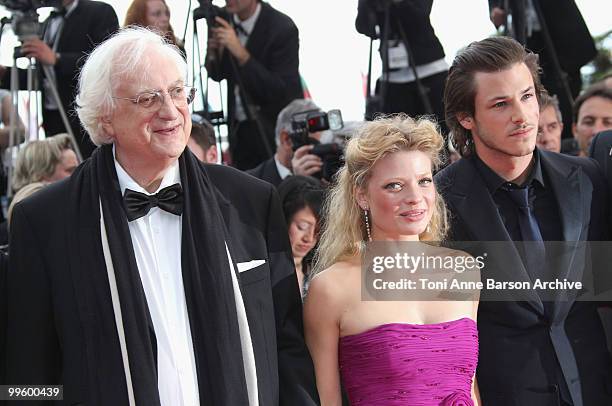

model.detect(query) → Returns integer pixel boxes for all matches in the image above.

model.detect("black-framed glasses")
[113,86,197,110]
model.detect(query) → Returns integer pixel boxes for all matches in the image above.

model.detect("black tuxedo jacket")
[435,151,612,406]
[488,0,596,72]
[1,0,118,135]
[247,157,284,187]
[4,160,318,405]
[207,2,302,136]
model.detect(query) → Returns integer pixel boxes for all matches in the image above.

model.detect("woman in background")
[278,175,325,296]
[11,134,78,193]
[124,0,184,50]
[304,115,480,405]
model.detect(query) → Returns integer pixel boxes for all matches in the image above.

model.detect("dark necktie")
[123,184,184,222]
[234,23,248,36]
[505,186,546,281]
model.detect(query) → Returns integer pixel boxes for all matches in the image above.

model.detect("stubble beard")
[473,125,536,159]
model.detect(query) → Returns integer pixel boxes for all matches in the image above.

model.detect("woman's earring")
[364,208,372,242]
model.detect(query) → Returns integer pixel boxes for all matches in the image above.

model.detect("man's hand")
[292,145,323,177]
[211,17,250,65]
[21,38,57,65]
[490,7,507,29]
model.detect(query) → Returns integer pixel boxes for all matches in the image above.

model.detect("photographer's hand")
[21,39,57,65]
[292,145,323,177]
[212,17,250,66]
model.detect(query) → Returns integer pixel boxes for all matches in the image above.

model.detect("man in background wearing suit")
[4,27,317,405]
[248,98,324,187]
[436,36,612,406]
[0,0,119,158]
[206,0,303,171]
[589,129,612,354]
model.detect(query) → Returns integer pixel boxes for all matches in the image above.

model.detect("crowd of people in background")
[0,0,612,405]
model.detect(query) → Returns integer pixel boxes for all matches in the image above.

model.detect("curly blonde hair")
[312,115,448,275]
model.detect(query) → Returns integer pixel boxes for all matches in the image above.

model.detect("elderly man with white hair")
[4,27,317,406]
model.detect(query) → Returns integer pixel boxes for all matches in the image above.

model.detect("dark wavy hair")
[277,176,325,228]
[444,36,544,156]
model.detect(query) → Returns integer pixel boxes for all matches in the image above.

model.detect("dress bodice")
[339,318,478,405]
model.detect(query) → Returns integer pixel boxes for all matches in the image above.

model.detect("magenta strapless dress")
[339,318,478,406]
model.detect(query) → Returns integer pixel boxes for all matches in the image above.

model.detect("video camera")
[290,109,345,181]
[193,0,230,28]
[0,0,61,42]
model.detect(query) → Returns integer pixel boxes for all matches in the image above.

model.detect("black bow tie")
[123,184,184,221]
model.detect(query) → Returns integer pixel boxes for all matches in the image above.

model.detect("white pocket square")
[237,259,266,273]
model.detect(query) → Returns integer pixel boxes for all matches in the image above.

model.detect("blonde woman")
[304,115,480,405]
[11,134,78,193]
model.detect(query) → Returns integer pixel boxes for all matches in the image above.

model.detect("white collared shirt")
[233,3,262,122]
[274,155,292,180]
[114,152,200,406]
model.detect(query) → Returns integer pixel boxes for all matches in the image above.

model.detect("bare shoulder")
[305,258,361,309]
[422,244,472,258]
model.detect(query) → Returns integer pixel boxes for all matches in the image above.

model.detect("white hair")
[76,26,187,146]
[274,99,320,146]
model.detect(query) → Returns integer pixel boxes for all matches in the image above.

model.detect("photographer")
[356,0,448,130]
[205,0,302,171]
[248,98,324,187]
[0,0,119,158]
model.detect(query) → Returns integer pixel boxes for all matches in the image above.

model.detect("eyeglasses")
[113,86,197,110]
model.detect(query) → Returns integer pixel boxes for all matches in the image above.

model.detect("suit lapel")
[54,1,83,51]
[540,151,583,242]
[445,158,544,313]
[245,3,270,57]
[539,151,585,321]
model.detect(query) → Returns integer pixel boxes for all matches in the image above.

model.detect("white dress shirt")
[274,155,292,180]
[114,154,200,406]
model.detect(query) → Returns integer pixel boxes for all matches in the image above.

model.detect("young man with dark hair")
[488,0,596,140]
[436,36,612,406]
[572,84,612,156]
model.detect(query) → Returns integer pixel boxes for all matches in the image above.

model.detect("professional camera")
[0,0,61,42]
[290,109,344,181]
[193,0,230,27]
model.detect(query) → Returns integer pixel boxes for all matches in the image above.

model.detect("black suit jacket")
[206,2,302,137]
[488,0,596,72]
[247,157,284,187]
[4,160,317,405]
[1,0,118,135]
[435,151,612,406]
[590,130,612,206]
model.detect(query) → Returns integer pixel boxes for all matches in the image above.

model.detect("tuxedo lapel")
[444,158,544,313]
